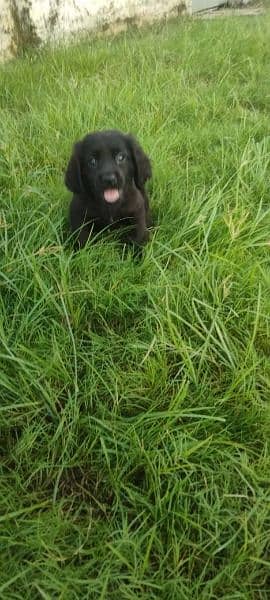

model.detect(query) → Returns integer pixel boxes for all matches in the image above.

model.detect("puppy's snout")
[100,173,118,188]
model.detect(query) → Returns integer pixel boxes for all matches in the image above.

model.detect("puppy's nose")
[101,173,118,188]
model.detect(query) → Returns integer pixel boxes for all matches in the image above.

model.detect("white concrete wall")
[0,0,191,61]
[0,0,14,60]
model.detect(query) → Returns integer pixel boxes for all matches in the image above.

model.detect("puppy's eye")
[88,157,97,167]
[115,152,126,164]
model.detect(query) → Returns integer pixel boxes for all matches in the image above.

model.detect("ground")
[0,10,270,599]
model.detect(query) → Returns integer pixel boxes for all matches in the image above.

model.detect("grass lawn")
[1,10,270,599]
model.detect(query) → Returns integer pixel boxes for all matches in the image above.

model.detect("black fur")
[65,129,152,248]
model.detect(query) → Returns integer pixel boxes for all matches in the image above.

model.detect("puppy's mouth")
[103,188,120,204]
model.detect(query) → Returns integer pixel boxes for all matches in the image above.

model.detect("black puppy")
[65,129,152,248]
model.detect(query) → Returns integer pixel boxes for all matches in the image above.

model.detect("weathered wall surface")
[0,0,191,61]
[0,0,14,60]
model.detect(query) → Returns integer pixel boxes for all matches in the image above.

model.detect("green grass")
[1,12,270,599]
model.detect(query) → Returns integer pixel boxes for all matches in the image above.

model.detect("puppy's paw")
[129,228,150,246]
[140,228,150,244]
[146,213,153,228]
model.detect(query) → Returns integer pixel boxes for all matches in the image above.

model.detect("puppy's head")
[65,130,151,205]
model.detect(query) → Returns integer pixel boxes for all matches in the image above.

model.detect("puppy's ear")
[126,134,152,190]
[65,142,83,193]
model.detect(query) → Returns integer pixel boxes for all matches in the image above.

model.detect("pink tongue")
[104,188,120,203]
